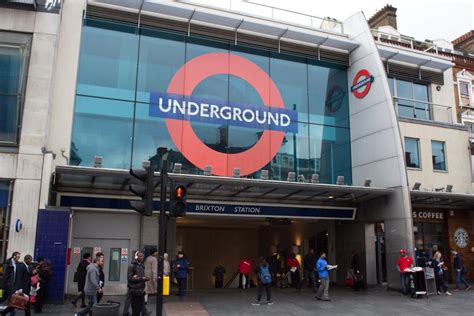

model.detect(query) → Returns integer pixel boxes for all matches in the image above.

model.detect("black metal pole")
[157,160,168,316]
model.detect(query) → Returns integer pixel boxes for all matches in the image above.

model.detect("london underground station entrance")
[176,213,338,289]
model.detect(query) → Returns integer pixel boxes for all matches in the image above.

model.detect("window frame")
[431,140,447,172]
[404,137,422,170]
[0,32,32,147]
[390,77,432,120]
[459,80,470,97]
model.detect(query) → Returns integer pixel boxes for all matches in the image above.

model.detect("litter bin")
[91,301,120,316]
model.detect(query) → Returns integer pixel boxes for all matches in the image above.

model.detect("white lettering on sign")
[234,207,261,214]
[195,205,225,213]
[412,211,444,220]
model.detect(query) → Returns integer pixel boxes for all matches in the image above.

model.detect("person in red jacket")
[239,258,252,289]
[396,249,413,295]
[287,253,301,290]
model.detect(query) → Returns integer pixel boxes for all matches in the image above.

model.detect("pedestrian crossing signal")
[170,185,187,217]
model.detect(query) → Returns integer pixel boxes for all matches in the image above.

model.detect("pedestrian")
[430,246,452,296]
[163,253,171,276]
[127,251,148,316]
[287,253,300,290]
[268,253,281,287]
[144,248,158,308]
[175,251,190,297]
[0,254,33,316]
[71,252,91,308]
[213,265,226,288]
[238,258,252,289]
[251,257,273,306]
[298,249,316,291]
[1,251,21,312]
[315,252,331,302]
[451,249,471,291]
[94,252,105,303]
[77,255,104,316]
[34,257,52,313]
[396,249,413,296]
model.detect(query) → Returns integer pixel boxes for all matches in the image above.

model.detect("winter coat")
[76,259,90,292]
[175,257,190,279]
[84,264,101,296]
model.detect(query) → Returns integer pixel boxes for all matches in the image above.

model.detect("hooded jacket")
[84,263,101,296]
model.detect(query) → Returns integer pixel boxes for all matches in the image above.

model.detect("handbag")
[73,272,78,283]
[462,265,469,274]
[8,292,29,310]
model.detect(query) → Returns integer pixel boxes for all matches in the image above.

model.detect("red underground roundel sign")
[351,69,375,99]
[163,52,288,177]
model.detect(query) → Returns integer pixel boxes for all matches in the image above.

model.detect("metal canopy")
[54,166,391,207]
[88,0,359,53]
[411,190,474,209]
[377,43,453,72]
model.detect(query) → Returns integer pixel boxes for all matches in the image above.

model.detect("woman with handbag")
[430,247,452,296]
[451,249,471,290]
[71,253,91,308]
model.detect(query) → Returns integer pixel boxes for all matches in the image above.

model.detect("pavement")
[26,285,474,315]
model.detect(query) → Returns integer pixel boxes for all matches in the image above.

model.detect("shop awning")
[411,190,474,209]
[53,166,392,208]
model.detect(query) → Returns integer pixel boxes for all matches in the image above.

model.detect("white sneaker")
[437,291,441,295]
[446,291,452,296]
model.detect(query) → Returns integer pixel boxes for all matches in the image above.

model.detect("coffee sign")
[412,211,444,221]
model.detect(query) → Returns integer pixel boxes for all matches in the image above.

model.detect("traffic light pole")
[156,160,168,316]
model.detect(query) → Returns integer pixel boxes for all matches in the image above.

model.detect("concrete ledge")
[164,301,209,316]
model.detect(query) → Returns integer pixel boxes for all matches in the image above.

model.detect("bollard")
[163,275,170,296]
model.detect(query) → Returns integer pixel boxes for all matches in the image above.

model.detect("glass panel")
[431,140,446,171]
[413,83,429,101]
[77,19,139,101]
[71,96,134,169]
[109,248,121,281]
[397,79,413,99]
[387,77,394,96]
[0,46,22,144]
[414,101,430,120]
[270,53,308,123]
[460,82,470,96]
[404,137,420,168]
[0,181,10,262]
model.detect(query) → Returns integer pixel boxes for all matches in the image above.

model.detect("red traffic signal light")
[174,185,186,198]
[170,184,187,217]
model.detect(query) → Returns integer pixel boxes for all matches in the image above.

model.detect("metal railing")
[393,96,454,124]
[175,0,344,34]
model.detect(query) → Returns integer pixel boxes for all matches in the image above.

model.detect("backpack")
[260,265,272,285]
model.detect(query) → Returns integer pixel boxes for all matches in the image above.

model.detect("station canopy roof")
[54,166,392,208]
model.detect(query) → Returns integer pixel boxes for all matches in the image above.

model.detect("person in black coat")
[127,252,148,316]
[1,254,32,316]
[1,252,21,306]
[71,253,91,308]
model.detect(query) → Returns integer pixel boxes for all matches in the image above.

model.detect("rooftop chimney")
[368,4,398,30]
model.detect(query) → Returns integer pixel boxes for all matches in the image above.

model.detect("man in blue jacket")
[175,251,190,297]
[315,252,331,301]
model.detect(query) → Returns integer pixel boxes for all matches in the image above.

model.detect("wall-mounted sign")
[351,69,374,99]
[412,211,444,221]
[149,52,293,177]
[454,228,469,248]
[73,247,81,255]
[15,219,22,233]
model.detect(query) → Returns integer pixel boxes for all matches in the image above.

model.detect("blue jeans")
[400,273,409,295]
[455,270,470,289]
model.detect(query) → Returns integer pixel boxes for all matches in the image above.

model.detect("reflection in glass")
[109,248,121,281]
[71,96,134,169]
[431,141,446,171]
[404,138,420,168]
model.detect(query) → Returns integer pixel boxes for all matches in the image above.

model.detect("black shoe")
[315,297,321,301]
[80,304,87,308]
[323,299,331,302]
[71,301,77,308]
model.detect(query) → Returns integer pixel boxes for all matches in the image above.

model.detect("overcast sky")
[250,0,473,42]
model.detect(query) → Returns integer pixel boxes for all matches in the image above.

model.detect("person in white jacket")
[144,248,158,304]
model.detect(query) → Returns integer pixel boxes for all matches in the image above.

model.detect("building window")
[460,81,470,97]
[431,140,446,171]
[0,32,31,146]
[0,181,12,262]
[108,248,121,281]
[391,78,431,120]
[404,137,420,168]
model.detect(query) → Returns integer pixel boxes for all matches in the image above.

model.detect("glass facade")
[71,18,352,184]
[0,32,31,145]
[390,78,431,120]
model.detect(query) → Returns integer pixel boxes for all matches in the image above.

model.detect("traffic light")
[170,184,187,217]
[129,165,155,216]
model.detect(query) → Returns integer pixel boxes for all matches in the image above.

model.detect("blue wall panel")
[34,209,70,304]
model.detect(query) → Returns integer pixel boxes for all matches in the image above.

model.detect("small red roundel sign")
[351,69,374,99]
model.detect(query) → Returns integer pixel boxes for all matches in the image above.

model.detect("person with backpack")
[252,257,273,306]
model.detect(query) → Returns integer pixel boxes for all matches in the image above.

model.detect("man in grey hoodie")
[77,256,104,316]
